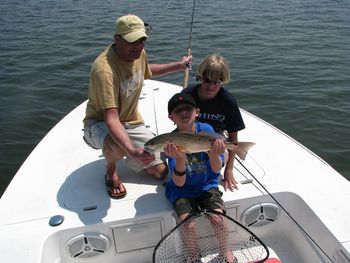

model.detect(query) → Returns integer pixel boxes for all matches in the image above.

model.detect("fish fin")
[227,142,255,160]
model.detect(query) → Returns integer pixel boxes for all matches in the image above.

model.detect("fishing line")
[235,157,335,263]
[151,89,159,135]
[183,0,196,89]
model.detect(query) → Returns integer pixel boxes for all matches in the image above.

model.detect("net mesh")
[153,211,269,263]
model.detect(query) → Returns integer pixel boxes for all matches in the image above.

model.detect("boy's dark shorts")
[173,188,225,217]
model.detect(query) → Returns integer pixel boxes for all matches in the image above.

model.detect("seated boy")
[164,93,237,263]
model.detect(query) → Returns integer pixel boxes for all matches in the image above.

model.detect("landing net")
[153,210,269,263]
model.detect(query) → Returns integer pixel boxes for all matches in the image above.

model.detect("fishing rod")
[183,0,196,89]
[235,157,335,263]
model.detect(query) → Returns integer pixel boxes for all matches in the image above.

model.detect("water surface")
[0,0,349,196]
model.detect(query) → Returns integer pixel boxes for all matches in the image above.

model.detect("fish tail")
[226,142,255,160]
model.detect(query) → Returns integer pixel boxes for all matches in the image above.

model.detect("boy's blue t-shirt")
[165,122,224,204]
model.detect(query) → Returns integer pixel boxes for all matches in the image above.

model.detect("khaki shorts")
[83,120,165,172]
[173,188,225,217]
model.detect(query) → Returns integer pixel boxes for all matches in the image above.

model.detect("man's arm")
[149,56,192,77]
[104,108,154,165]
[105,108,135,153]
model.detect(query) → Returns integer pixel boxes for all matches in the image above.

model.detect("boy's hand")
[208,139,225,157]
[164,141,186,159]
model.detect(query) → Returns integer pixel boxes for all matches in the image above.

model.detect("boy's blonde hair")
[197,53,231,84]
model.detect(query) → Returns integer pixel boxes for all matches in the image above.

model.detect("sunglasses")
[144,23,151,35]
[201,76,223,86]
[130,37,147,45]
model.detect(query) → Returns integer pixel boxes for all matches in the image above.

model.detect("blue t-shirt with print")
[165,122,224,204]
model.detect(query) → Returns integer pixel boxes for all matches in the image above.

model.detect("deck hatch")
[112,219,163,253]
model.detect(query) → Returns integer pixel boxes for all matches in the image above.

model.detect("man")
[83,14,191,199]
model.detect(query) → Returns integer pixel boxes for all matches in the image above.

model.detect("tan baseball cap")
[115,14,148,43]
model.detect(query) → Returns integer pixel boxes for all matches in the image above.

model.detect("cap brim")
[122,30,148,43]
[169,101,197,114]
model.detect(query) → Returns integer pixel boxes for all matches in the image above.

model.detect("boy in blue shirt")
[164,93,236,263]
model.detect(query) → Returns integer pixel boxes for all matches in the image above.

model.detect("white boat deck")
[0,80,349,263]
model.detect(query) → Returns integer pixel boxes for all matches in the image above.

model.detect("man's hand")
[180,55,193,71]
[129,148,155,165]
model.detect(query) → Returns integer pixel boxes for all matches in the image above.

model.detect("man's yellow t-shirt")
[84,44,152,125]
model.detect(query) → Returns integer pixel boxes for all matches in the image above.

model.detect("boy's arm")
[223,132,239,191]
[208,139,225,173]
[164,141,187,187]
[208,154,223,173]
[172,156,187,187]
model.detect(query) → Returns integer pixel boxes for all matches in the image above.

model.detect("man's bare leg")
[103,134,126,197]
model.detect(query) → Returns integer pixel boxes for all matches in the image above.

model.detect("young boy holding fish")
[164,93,237,263]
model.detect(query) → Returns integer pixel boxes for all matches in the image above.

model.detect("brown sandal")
[105,174,127,199]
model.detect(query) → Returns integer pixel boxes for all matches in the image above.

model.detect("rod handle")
[183,48,192,89]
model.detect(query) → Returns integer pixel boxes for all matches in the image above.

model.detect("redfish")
[145,132,254,160]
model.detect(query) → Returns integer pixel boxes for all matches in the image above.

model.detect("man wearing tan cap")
[83,14,191,199]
